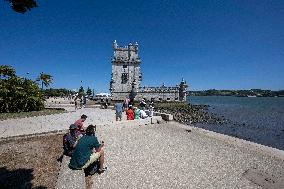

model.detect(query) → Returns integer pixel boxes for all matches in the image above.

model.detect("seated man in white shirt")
[139,109,148,119]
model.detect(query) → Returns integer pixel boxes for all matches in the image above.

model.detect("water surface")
[188,96,284,150]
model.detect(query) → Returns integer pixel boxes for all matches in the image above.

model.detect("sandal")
[98,167,107,174]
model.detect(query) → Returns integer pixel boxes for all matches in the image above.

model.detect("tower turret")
[179,78,188,101]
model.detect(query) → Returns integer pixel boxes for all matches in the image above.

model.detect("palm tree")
[37,72,53,90]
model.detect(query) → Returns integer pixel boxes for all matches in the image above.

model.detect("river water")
[188,96,284,150]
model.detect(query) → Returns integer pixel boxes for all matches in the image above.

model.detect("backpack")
[63,133,72,156]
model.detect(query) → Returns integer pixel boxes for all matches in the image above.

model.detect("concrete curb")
[0,130,67,143]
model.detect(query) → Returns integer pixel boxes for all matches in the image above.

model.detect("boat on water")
[247,95,257,97]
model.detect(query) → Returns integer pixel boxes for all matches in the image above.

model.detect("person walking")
[114,101,123,121]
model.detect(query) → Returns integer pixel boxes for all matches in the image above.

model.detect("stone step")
[56,156,86,189]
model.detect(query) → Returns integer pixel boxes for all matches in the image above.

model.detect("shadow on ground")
[0,167,47,189]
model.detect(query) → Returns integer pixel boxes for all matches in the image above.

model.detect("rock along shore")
[154,102,227,124]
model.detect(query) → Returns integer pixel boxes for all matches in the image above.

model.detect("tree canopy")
[43,88,75,97]
[5,0,37,14]
[86,87,92,96]
[0,65,16,79]
[78,86,85,96]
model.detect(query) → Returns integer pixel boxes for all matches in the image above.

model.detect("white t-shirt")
[140,110,148,119]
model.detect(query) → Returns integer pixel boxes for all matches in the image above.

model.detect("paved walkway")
[0,108,118,138]
[92,122,284,189]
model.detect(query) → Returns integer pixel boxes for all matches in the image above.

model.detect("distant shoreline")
[189,95,284,97]
[188,89,284,97]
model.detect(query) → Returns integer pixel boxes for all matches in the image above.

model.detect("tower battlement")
[112,40,140,63]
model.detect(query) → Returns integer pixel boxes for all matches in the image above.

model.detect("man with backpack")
[69,125,106,174]
[63,124,82,156]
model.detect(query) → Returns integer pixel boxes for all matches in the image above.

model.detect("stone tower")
[110,40,142,100]
[179,78,188,102]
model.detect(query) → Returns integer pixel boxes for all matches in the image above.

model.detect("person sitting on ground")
[63,124,82,156]
[114,101,123,121]
[69,125,106,173]
[74,114,87,133]
[134,107,140,119]
[126,105,134,120]
[139,109,148,119]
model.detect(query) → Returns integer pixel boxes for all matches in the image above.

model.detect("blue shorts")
[116,111,122,119]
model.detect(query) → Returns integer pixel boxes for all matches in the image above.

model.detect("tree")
[86,87,92,96]
[78,86,84,96]
[43,88,75,97]
[5,0,37,14]
[0,65,44,112]
[37,72,53,90]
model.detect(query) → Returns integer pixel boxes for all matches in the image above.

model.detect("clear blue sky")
[1,0,284,92]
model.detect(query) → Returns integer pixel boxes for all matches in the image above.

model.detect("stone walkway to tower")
[0,108,117,138]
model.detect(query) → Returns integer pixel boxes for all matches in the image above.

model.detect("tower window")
[123,65,127,68]
[121,73,128,84]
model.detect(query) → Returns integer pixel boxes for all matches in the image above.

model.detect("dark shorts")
[116,111,122,119]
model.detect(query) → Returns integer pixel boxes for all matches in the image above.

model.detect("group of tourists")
[114,98,154,121]
[63,114,106,174]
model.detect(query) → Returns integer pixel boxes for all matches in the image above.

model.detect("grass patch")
[0,108,66,121]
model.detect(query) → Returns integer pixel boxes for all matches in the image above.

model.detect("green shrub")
[0,65,44,113]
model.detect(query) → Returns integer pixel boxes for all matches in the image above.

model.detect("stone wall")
[111,91,180,102]
[136,91,180,101]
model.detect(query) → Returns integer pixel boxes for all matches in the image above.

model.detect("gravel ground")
[0,108,119,138]
[0,134,63,189]
[92,122,284,189]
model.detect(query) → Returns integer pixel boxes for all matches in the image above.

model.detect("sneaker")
[98,167,107,174]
